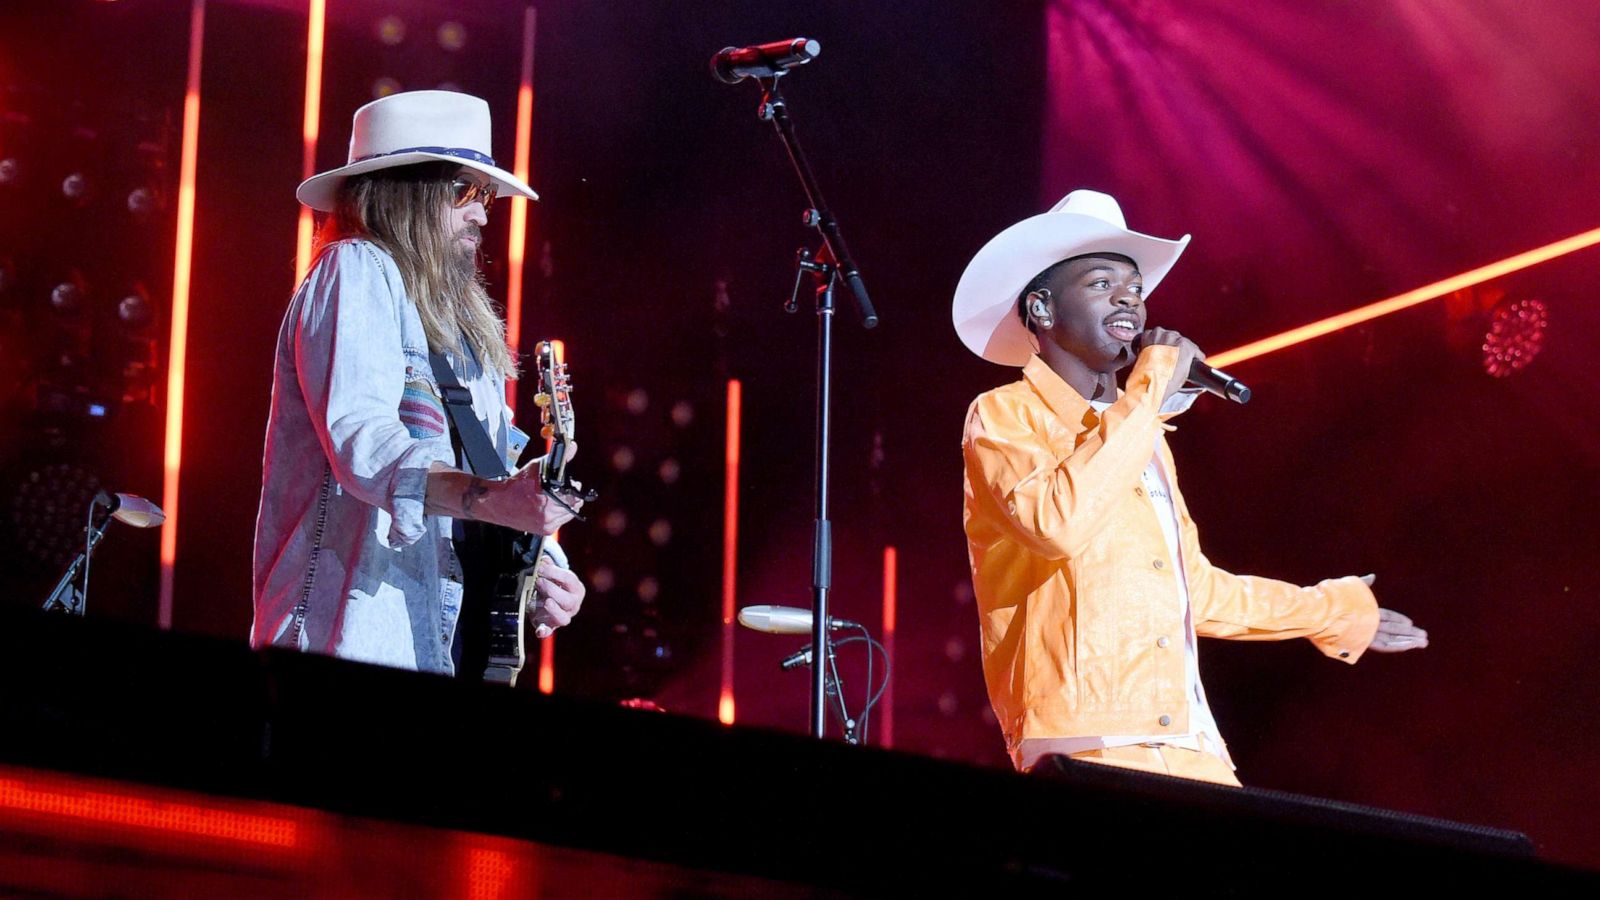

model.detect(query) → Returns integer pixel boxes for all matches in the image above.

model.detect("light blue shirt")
[251,239,512,674]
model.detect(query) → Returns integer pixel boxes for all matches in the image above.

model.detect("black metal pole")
[42,516,111,615]
[750,72,880,739]
[760,79,878,328]
[809,272,836,738]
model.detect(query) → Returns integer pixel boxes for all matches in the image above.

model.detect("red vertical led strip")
[504,5,536,406]
[536,339,564,695]
[881,545,897,748]
[158,0,206,629]
[292,0,327,285]
[719,379,741,725]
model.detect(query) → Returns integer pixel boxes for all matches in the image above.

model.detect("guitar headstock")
[532,340,574,483]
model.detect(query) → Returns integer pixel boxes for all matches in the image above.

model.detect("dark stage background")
[2,0,1598,871]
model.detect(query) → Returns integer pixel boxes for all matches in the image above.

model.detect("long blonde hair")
[315,161,516,377]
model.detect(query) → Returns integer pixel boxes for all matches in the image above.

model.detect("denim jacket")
[251,239,513,674]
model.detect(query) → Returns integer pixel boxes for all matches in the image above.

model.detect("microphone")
[94,491,167,528]
[737,605,859,635]
[711,38,821,84]
[780,646,813,671]
[1134,335,1252,405]
[1187,361,1251,404]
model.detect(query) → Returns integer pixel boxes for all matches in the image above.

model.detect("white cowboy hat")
[952,189,1191,366]
[296,90,538,212]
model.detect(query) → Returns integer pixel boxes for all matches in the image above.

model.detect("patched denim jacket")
[251,239,513,674]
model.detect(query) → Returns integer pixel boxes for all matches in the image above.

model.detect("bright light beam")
[292,0,327,285]
[505,5,536,408]
[719,379,742,726]
[1209,226,1600,368]
[158,0,206,629]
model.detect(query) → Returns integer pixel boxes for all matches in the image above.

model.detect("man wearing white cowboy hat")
[955,189,1427,783]
[252,90,586,676]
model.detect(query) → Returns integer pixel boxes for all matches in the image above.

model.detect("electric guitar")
[481,341,587,686]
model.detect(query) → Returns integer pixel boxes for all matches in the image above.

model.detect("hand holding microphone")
[1135,328,1252,405]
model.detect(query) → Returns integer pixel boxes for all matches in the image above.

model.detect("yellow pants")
[1067,744,1242,787]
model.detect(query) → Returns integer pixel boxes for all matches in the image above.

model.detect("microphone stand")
[752,73,878,740]
[42,507,113,616]
[822,637,861,745]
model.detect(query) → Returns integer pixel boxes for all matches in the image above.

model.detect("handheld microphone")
[1186,361,1251,404]
[736,605,859,635]
[94,491,167,528]
[711,38,821,84]
[1134,335,1252,405]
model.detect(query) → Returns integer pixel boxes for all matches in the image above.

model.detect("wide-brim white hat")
[296,90,538,212]
[952,189,1191,366]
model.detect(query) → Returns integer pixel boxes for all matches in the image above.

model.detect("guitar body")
[460,341,586,687]
[481,530,547,686]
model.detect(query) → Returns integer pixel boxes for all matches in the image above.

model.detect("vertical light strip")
[536,632,555,694]
[504,5,537,406]
[536,339,565,695]
[1209,225,1600,368]
[158,0,206,629]
[292,0,327,285]
[881,545,897,748]
[719,379,742,725]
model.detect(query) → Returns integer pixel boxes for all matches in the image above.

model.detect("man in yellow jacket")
[952,190,1427,785]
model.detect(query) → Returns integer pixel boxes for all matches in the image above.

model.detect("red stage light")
[159,0,206,629]
[881,546,897,748]
[1482,297,1548,378]
[504,9,537,402]
[293,0,327,286]
[1210,226,1600,369]
[719,379,742,725]
[0,770,300,849]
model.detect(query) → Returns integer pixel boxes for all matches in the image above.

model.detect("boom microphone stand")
[722,47,879,739]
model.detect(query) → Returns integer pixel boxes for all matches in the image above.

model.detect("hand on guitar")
[531,565,586,639]
[424,458,583,535]
[493,462,585,535]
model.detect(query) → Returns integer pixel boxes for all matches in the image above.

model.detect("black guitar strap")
[427,348,504,679]
[427,351,507,479]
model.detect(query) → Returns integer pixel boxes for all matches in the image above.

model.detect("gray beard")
[453,241,479,278]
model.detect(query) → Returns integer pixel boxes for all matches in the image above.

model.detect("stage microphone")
[737,605,858,635]
[711,38,821,84]
[1188,361,1251,404]
[94,491,166,528]
[780,646,813,671]
[1135,335,1252,405]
